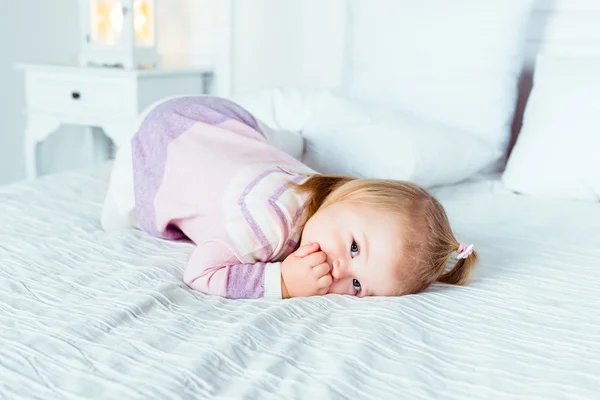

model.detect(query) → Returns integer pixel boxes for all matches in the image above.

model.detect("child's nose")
[331,260,347,280]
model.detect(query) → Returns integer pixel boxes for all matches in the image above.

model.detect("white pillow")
[502,55,600,202]
[234,88,499,187]
[230,88,329,134]
[344,0,533,167]
[300,95,499,188]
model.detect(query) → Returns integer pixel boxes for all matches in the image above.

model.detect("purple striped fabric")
[131,95,313,299]
[226,263,266,299]
[132,96,261,239]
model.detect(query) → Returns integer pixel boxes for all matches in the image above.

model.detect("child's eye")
[353,278,362,293]
[350,240,360,258]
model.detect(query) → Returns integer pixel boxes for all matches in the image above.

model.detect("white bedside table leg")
[84,127,111,162]
[100,122,134,152]
[24,115,61,180]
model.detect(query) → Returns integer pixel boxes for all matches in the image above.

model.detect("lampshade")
[80,0,160,69]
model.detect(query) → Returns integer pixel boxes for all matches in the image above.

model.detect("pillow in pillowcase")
[502,55,600,202]
[301,94,499,188]
[231,88,499,187]
[344,0,534,170]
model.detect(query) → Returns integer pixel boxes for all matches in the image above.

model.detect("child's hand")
[281,243,332,298]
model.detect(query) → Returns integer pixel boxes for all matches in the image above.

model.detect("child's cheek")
[327,279,352,295]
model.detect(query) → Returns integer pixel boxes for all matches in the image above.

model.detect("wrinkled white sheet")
[1,165,599,399]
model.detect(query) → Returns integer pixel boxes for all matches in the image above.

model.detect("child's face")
[300,200,407,297]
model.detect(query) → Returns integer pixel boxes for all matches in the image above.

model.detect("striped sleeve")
[182,241,282,299]
[226,262,282,299]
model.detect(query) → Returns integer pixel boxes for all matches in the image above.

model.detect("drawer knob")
[71,91,81,100]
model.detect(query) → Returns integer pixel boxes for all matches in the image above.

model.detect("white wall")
[0,0,216,186]
[228,0,347,95]
[0,0,88,185]
[157,0,217,69]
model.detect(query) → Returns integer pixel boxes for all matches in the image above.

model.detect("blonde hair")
[294,174,478,295]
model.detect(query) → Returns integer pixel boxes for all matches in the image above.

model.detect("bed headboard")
[214,0,600,150]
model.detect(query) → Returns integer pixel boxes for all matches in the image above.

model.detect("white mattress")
[1,165,599,400]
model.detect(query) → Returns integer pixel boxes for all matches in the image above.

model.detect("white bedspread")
[1,165,599,400]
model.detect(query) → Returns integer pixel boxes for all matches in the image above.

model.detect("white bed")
[4,1,600,398]
[1,164,599,399]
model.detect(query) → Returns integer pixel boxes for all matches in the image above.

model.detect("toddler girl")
[102,96,477,299]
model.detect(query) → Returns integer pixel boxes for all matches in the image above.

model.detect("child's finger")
[312,262,331,277]
[294,242,320,258]
[317,274,332,290]
[303,251,327,266]
[316,287,329,296]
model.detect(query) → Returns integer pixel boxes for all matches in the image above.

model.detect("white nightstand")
[16,64,213,179]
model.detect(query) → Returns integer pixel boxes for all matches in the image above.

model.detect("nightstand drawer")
[16,63,211,180]
[25,75,135,116]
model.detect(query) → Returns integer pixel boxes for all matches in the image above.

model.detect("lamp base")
[79,47,161,70]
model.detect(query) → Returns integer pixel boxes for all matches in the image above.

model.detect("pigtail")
[437,247,478,285]
[293,174,356,219]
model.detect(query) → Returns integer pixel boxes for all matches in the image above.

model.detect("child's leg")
[101,188,138,230]
[101,96,188,232]
[101,141,138,231]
